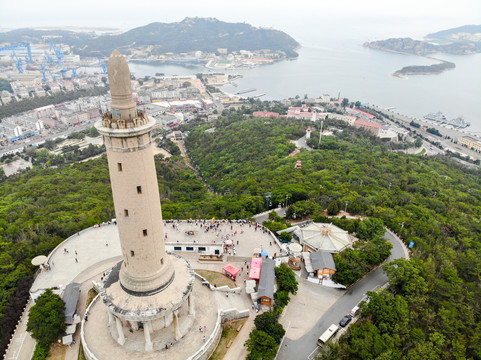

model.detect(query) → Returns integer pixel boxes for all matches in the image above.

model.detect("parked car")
[339,314,352,327]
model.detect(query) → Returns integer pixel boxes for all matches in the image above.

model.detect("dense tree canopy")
[245,329,279,360]
[27,289,66,345]
[254,311,285,344]
[275,263,298,295]
[185,115,481,359]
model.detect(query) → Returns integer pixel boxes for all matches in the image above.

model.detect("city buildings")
[458,136,481,152]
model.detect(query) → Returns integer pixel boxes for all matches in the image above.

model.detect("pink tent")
[249,258,263,280]
[223,264,240,280]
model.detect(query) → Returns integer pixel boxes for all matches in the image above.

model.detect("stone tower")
[94,50,195,352]
[96,50,173,295]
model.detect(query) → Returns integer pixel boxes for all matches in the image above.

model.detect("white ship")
[424,112,470,128]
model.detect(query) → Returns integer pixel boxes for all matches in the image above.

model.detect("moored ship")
[424,112,470,128]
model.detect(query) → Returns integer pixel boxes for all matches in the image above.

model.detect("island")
[392,59,455,77]
[364,24,481,76]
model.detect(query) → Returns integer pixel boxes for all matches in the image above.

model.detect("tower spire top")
[106,50,139,124]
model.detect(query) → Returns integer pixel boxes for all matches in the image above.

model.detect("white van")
[317,324,339,345]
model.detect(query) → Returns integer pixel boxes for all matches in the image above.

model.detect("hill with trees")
[0,18,300,58]
[426,24,481,43]
[184,114,481,358]
[0,113,480,357]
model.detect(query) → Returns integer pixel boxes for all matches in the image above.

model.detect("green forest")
[0,113,480,358]
[185,115,481,359]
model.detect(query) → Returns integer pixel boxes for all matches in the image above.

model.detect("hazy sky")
[1,0,480,42]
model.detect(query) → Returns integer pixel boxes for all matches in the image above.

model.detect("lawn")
[78,342,86,360]
[209,318,247,360]
[47,343,66,360]
[195,269,237,288]
[86,288,98,307]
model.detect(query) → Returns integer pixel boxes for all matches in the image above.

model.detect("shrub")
[274,290,290,310]
[27,289,66,345]
[32,342,50,360]
[275,263,298,295]
[279,231,292,242]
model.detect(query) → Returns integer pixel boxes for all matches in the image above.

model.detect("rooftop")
[310,251,336,271]
[295,222,352,253]
[257,258,275,299]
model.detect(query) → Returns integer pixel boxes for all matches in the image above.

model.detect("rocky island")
[364,25,481,76]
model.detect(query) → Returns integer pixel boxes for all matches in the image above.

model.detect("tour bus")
[317,324,339,345]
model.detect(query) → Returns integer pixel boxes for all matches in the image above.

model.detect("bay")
[128,35,481,133]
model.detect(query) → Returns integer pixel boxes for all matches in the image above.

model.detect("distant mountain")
[364,37,481,55]
[0,18,300,58]
[0,28,92,47]
[364,25,481,55]
[426,24,481,43]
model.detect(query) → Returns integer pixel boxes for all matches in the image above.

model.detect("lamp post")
[264,192,272,211]
[318,117,325,147]
[345,201,349,213]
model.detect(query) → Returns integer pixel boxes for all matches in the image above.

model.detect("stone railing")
[80,293,101,360]
[187,308,249,360]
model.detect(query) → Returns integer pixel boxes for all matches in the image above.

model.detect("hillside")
[426,24,481,43]
[0,28,92,48]
[0,18,300,58]
[0,112,480,357]
[184,114,481,359]
[79,17,299,57]
[364,24,481,56]
[364,36,481,55]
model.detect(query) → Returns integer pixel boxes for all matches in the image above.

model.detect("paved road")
[296,135,313,151]
[277,230,408,360]
[253,207,287,224]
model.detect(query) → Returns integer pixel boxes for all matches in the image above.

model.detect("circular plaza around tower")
[83,275,222,359]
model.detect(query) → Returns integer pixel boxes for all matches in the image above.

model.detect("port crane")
[60,67,79,78]
[49,41,64,68]
[44,51,55,66]
[40,61,48,82]
[0,42,33,63]
[10,52,24,73]
[99,59,107,74]
[49,71,57,82]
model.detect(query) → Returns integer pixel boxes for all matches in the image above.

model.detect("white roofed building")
[294,222,353,253]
